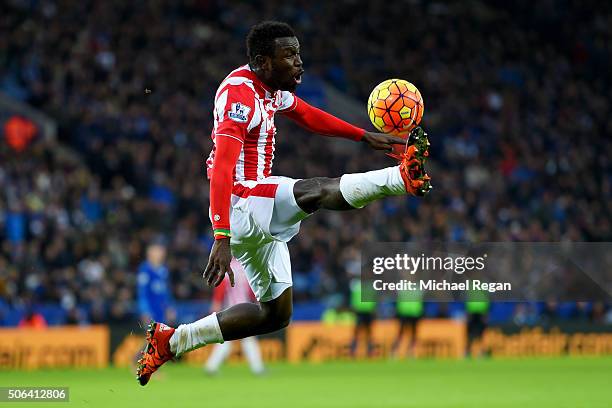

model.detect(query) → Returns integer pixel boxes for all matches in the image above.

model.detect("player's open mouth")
[294,71,304,84]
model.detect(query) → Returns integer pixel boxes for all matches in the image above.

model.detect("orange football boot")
[388,126,432,196]
[136,321,175,386]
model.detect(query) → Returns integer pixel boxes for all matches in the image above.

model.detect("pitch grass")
[1,358,610,408]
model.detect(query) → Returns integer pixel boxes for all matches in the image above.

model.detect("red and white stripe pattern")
[225,259,255,307]
[212,259,256,309]
[206,65,297,182]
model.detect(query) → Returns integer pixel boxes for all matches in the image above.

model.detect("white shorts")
[227,176,308,302]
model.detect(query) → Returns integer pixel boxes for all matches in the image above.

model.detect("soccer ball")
[367,79,424,136]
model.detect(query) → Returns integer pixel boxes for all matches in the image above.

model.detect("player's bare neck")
[249,63,278,92]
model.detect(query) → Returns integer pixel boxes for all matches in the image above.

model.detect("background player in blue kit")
[137,237,175,326]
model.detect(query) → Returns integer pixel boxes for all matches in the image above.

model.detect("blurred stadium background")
[0,0,611,407]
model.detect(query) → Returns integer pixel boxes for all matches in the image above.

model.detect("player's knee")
[318,179,339,201]
[270,306,292,329]
[276,305,292,328]
[277,317,291,330]
[294,177,338,212]
[271,312,291,331]
[278,304,293,329]
[261,302,292,331]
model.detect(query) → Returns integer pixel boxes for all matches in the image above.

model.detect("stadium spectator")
[18,309,47,329]
[3,116,37,152]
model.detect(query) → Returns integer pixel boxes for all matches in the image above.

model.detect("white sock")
[241,337,265,374]
[339,166,405,208]
[204,342,232,373]
[169,312,224,356]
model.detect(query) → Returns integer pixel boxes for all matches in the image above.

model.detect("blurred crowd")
[0,0,610,324]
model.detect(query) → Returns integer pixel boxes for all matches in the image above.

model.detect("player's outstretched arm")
[282,97,404,151]
[282,96,362,139]
[204,135,241,288]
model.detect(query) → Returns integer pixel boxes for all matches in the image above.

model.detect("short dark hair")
[246,21,295,61]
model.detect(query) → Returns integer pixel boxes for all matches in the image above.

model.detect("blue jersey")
[137,261,172,322]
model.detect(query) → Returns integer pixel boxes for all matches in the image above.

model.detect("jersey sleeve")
[282,96,364,141]
[210,85,259,239]
[210,135,242,238]
[213,85,260,142]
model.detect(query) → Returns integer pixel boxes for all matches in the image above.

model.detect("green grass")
[0,358,611,408]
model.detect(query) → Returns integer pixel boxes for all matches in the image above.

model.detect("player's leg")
[168,287,291,358]
[294,127,431,213]
[294,168,416,213]
[293,176,352,212]
[350,313,369,357]
[137,286,290,385]
[240,337,265,374]
[392,318,408,356]
[364,315,375,357]
[350,320,362,357]
[294,171,405,213]
[216,286,292,340]
[138,185,297,385]
[204,341,233,374]
[407,319,418,357]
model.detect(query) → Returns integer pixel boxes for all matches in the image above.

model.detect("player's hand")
[203,238,235,287]
[361,131,406,151]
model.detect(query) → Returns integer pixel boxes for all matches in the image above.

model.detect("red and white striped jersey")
[206,65,297,182]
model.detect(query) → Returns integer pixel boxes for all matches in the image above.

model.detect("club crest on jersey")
[228,102,251,123]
